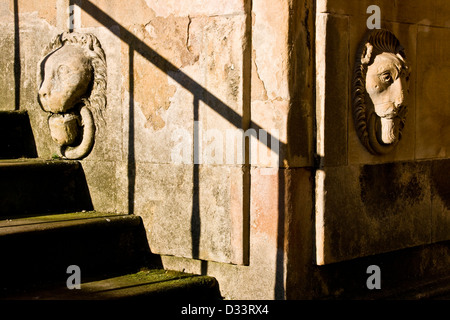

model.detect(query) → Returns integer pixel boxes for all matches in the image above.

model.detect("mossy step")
[0,210,130,228]
[0,212,157,291]
[0,159,93,216]
[3,269,222,300]
[0,111,37,159]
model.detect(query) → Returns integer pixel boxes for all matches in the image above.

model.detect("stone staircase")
[0,110,221,300]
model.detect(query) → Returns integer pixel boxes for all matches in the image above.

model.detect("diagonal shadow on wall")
[67,0,288,296]
[13,0,20,111]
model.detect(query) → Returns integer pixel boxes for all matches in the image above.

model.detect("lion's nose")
[38,87,48,100]
[38,79,52,99]
[390,78,405,108]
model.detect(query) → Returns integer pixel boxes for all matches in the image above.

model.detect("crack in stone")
[186,15,192,50]
[252,49,268,100]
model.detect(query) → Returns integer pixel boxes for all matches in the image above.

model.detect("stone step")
[339,273,450,300]
[383,276,450,300]
[0,159,93,217]
[0,212,159,292]
[0,111,37,159]
[2,269,221,300]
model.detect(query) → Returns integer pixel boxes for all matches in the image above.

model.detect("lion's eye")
[57,65,71,78]
[380,72,393,83]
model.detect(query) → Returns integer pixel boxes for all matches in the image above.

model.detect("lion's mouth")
[374,102,405,120]
[379,117,397,144]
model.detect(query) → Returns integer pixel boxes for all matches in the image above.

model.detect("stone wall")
[3,0,449,300]
[316,0,450,265]
[0,0,315,299]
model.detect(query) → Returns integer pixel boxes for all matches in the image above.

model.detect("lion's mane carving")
[38,32,107,159]
[352,29,409,155]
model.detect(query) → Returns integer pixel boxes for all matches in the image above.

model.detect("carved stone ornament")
[352,29,410,155]
[38,32,107,159]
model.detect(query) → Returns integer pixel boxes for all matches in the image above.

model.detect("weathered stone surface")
[200,15,245,115]
[80,0,158,29]
[119,14,247,166]
[317,160,450,265]
[250,99,286,168]
[144,0,245,18]
[0,0,303,300]
[12,0,57,26]
[252,0,289,101]
[81,160,119,213]
[124,15,192,131]
[430,160,450,242]
[0,9,60,155]
[315,1,450,283]
[134,163,244,264]
[317,161,433,265]
[160,166,292,299]
[316,13,349,166]
[285,0,315,168]
[416,26,450,159]
[0,12,15,111]
[347,21,417,164]
[10,0,450,301]
[320,0,450,28]
[316,13,423,266]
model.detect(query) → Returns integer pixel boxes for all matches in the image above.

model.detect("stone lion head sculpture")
[352,29,410,155]
[38,32,107,159]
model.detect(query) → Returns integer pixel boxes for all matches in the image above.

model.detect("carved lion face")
[38,44,92,114]
[352,29,410,155]
[365,51,410,144]
[37,31,106,159]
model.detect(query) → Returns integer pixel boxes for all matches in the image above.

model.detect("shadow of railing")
[60,0,289,297]
[13,0,20,111]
